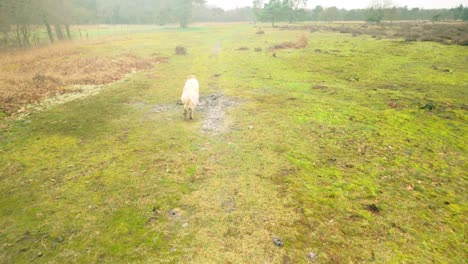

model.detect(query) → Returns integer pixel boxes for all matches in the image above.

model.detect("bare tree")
[367,0,394,23]
[7,0,41,47]
[174,0,205,28]
[253,0,264,24]
[285,0,308,23]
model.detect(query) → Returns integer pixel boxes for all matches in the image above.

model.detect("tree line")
[1,0,467,48]
[0,0,205,48]
[253,0,468,26]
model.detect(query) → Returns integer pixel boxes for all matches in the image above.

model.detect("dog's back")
[182,77,199,104]
[181,75,199,119]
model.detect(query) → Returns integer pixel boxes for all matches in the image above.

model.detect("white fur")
[181,75,199,120]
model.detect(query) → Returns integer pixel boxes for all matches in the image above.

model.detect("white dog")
[181,75,199,120]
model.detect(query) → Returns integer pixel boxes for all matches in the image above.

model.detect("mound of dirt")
[176,46,187,55]
[271,35,308,50]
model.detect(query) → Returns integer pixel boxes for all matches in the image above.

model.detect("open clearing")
[0,23,467,263]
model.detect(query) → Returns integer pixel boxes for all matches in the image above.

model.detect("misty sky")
[205,0,468,10]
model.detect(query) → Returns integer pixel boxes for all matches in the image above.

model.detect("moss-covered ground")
[0,23,466,263]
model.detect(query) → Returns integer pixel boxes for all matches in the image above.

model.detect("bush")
[457,38,468,46]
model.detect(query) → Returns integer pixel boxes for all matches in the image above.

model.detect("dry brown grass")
[280,22,468,46]
[271,34,308,50]
[0,43,167,114]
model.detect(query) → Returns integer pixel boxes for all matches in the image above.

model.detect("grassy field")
[0,23,466,263]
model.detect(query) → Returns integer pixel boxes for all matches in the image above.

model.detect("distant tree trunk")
[20,25,30,47]
[55,24,64,40]
[272,17,275,27]
[44,19,54,43]
[176,0,192,28]
[180,18,188,28]
[1,31,8,46]
[15,25,22,48]
[65,24,71,39]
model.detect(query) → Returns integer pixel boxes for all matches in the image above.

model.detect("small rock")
[248,125,253,130]
[37,252,43,257]
[182,222,189,228]
[55,236,64,243]
[273,237,284,247]
[306,251,317,262]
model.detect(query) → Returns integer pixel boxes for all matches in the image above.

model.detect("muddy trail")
[127,41,306,262]
[154,41,305,263]
[145,92,237,135]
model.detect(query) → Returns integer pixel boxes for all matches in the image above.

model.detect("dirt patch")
[311,85,328,90]
[221,195,237,213]
[167,208,182,220]
[152,103,178,113]
[379,84,399,90]
[143,93,238,134]
[0,46,168,115]
[271,34,308,50]
[198,93,238,134]
[237,47,249,51]
[388,101,403,109]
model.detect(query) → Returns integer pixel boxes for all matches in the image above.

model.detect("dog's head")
[187,74,196,80]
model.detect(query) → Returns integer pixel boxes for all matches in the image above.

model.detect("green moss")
[0,23,466,263]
